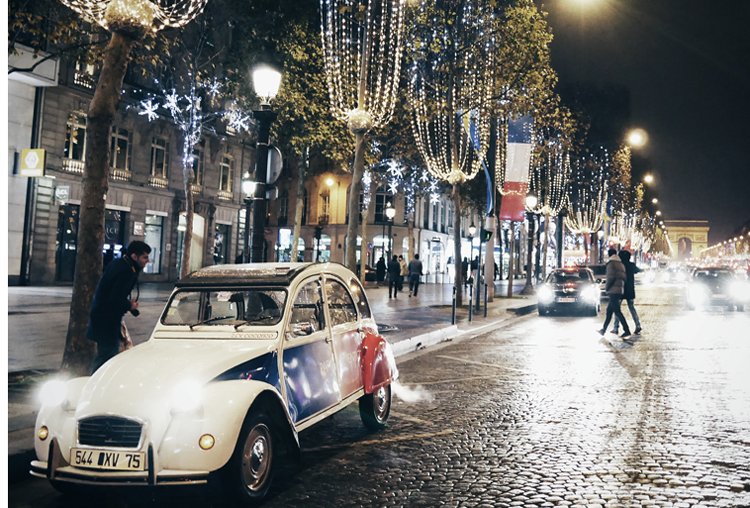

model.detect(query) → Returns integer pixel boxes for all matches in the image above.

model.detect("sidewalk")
[7,278,535,482]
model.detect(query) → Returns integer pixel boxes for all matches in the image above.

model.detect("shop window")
[214,223,231,265]
[64,113,87,161]
[144,214,164,274]
[219,151,234,192]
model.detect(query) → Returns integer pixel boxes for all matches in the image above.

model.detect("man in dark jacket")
[598,248,632,338]
[612,249,642,334]
[408,254,424,297]
[387,255,401,298]
[88,240,151,373]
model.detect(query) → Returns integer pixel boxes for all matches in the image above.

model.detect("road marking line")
[304,429,455,452]
[390,411,430,424]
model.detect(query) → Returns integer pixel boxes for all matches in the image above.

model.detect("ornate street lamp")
[241,171,258,263]
[385,202,396,259]
[521,195,538,295]
[248,65,282,263]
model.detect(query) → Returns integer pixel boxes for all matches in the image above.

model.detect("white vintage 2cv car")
[31,263,398,504]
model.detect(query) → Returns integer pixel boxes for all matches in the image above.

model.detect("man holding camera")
[88,240,151,373]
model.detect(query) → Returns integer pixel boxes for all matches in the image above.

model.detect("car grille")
[78,416,142,448]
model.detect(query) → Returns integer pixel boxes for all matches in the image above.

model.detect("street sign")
[266,145,283,184]
[19,148,46,177]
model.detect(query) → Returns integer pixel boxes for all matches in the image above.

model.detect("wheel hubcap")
[241,424,272,491]
[374,386,389,421]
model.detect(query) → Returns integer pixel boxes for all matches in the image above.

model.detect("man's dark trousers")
[602,295,630,334]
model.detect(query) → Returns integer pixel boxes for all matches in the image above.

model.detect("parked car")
[355,264,378,282]
[686,266,748,311]
[31,263,398,504]
[537,267,601,316]
[584,263,608,299]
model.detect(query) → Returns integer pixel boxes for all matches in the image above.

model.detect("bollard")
[451,285,457,325]
[468,282,473,322]
[484,282,488,318]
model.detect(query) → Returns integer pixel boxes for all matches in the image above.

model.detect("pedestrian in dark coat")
[388,255,401,298]
[461,257,469,287]
[613,250,642,334]
[408,254,424,297]
[376,256,386,283]
[598,248,632,338]
[88,240,151,373]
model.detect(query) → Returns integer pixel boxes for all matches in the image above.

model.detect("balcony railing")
[148,175,169,189]
[217,189,233,201]
[111,168,132,182]
[62,158,85,175]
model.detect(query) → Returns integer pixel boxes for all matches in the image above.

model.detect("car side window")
[287,280,325,337]
[348,277,371,319]
[325,279,358,326]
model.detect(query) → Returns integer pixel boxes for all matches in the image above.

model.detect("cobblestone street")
[10,283,750,507]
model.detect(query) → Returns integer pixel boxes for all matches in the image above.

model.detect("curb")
[390,325,459,357]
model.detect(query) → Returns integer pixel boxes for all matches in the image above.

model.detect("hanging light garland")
[408,1,495,186]
[565,147,610,235]
[59,0,208,35]
[320,0,406,133]
[528,134,571,216]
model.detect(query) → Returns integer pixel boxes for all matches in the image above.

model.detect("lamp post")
[597,229,604,263]
[468,222,477,267]
[249,65,282,263]
[521,195,537,295]
[241,172,258,263]
[385,201,396,259]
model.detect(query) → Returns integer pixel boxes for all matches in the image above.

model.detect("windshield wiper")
[189,316,234,330]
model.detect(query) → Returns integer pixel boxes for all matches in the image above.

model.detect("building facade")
[8,54,476,285]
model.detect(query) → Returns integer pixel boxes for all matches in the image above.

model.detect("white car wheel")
[227,413,276,503]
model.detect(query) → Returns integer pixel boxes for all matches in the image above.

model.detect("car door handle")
[324,336,333,343]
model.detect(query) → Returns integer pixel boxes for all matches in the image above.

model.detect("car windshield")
[694,270,734,281]
[548,271,591,284]
[162,288,287,327]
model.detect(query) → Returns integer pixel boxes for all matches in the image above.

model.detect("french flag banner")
[499,116,533,221]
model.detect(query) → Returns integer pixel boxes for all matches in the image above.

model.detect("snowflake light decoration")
[138,98,159,121]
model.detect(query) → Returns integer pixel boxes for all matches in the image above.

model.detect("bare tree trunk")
[358,183,376,284]
[291,156,306,262]
[180,167,195,278]
[345,132,366,272]
[542,213,550,279]
[507,222,515,297]
[452,184,463,307]
[62,32,135,375]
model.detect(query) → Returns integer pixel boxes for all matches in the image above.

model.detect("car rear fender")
[360,331,398,394]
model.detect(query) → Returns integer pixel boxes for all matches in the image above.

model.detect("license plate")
[556,297,576,303]
[71,448,145,471]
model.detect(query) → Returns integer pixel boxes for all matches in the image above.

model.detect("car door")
[324,276,366,400]
[282,278,339,424]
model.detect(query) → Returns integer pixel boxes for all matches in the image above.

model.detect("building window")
[144,214,164,274]
[374,186,389,223]
[278,191,289,226]
[219,151,234,193]
[423,198,429,230]
[213,223,231,265]
[73,59,96,89]
[319,192,330,224]
[64,113,87,161]
[441,201,447,233]
[432,201,439,231]
[110,127,131,171]
[150,137,169,178]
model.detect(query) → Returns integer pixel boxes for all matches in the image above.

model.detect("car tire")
[225,412,276,504]
[359,384,391,431]
[589,305,599,316]
[538,306,549,316]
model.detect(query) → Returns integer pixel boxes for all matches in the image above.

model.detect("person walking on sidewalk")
[376,256,386,283]
[398,255,408,292]
[612,249,642,335]
[388,255,401,298]
[408,254,424,297]
[598,248,632,339]
[87,240,151,373]
[461,257,469,288]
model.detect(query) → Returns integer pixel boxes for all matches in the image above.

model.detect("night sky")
[542,0,750,244]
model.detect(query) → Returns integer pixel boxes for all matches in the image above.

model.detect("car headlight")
[583,286,599,303]
[38,379,68,407]
[170,379,204,413]
[537,286,554,304]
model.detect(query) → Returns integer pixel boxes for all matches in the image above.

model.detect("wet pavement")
[8,282,750,506]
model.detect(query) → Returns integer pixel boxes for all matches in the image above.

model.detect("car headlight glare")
[199,434,215,450]
[688,285,708,305]
[170,379,204,413]
[39,379,68,407]
[537,286,554,304]
[38,425,49,441]
[730,281,750,301]
[584,286,599,303]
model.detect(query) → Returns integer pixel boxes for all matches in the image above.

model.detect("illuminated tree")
[320,0,408,275]
[566,148,609,263]
[59,0,207,374]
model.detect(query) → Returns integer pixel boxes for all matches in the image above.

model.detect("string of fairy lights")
[565,147,610,235]
[319,0,406,133]
[528,134,571,216]
[59,0,208,34]
[407,1,494,186]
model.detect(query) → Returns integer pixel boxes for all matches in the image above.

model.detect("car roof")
[175,262,356,288]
